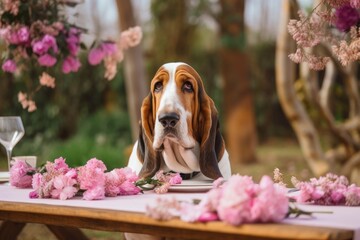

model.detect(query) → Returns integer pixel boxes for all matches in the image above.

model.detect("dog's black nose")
[158,112,180,128]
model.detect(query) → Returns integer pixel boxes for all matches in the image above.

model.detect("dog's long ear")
[198,85,225,180]
[137,93,162,178]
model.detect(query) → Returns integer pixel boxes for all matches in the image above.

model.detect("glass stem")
[6,149,12,172]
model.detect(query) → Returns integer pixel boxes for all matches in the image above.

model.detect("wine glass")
[0,116,25,173]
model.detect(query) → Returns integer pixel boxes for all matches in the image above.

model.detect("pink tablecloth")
[0,184,359,240]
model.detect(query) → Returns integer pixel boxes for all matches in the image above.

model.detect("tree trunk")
[116,0,147,141]
[219,0,257,164]
[275,0,329,176]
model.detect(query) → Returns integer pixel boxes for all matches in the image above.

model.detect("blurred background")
[0,0,313,182]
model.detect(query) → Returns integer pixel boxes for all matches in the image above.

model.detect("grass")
[0,138,312,239]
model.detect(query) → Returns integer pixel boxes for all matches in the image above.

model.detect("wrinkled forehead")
[153,62,201,81]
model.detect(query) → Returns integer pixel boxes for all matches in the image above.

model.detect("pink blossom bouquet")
[146,174,289,225]
[291,173,360,206]
[288,0,360,70]
[10,157,181,200]
[0,0,142,112]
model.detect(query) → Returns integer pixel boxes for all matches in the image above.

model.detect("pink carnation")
[77,158,106,200]
[119,181,141,195]
[82,186,105,200]
[9,159,35,188]
[51,174,78,200]
[2,59,17,72]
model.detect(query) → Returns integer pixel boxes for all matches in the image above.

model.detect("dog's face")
[152,62,198,150]
[137,62,225,180]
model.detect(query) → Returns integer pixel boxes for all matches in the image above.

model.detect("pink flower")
[88,47,105,65]
[77,158,106,200]
[31,172,43,190]
[119,181,141,195]
[197,211,219,223]
[351,0,360,8]
[345,184,360,206]
[2,59,17,72]
[82,186,105,200]
[2,0,20,15]
[39,72,55,88]
[38,54,57,67]
[201,175,289,225]
[51,175,77,200]
[292,173,360,206]
[9,159,35,188]
[62,56,81,73]
[168,173,182,185]
[103,56,117,80]
[29,191,38,198]
[66,27,81,56]
[88,42,117,66]
[17,26,30,43]
[119,26,142,50]
[27,100,37,112]
[101,42,117,55]
[18,91,28,109]
[154,182,171,194]
[32,34,58,55]
[334,4,360,32]
[53,157,69,172]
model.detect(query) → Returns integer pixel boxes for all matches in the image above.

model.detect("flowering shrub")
[291,173,360,206]
[288,0,360,70]
[10,157,182,200]
[0,0,142,112]
[146,175,290,225]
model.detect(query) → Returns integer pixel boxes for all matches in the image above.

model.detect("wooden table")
[0,200,354,240]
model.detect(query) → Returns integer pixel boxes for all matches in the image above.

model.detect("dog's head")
[137,62,225,179]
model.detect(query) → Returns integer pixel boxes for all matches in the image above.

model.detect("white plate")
[168,180,214,192]
[0,171,10,182]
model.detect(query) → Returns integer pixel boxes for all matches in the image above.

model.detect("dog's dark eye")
[182,81,193,93]
[154,82,163,92]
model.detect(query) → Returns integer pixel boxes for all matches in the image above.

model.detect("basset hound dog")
[127,62,231,181]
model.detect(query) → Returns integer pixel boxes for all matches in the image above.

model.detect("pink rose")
[2,59,17,72]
